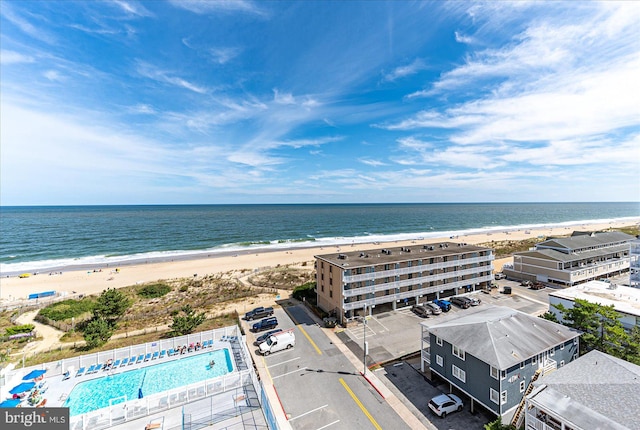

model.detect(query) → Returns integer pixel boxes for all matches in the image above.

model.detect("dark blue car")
[433,299,451,312]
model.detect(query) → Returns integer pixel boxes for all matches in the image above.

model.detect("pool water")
[65,349,232,416]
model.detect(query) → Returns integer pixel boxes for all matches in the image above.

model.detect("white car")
[428,393,463,418]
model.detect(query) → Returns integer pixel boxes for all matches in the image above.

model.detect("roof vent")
[382,249,392,255]
[337,254,347,260]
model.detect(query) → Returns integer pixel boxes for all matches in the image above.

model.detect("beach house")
[503,231,634,287]
[314,242,494,323]
[523,350,640,430]
[420,306,580,422]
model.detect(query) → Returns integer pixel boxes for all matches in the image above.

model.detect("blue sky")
[1,1,639,205]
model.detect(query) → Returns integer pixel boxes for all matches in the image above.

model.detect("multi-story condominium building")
[314,242,494,323]
[548,280,640,332]
[524,350,640,430]
[503,231,634,287]
[630,236,640,288]
[420,306,580,422]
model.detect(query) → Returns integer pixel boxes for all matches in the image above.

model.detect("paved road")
[256,306,411,430]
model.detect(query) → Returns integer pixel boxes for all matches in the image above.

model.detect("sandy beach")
[1,219,637,303]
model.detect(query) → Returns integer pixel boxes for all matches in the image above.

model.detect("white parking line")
[317,420,341,429]
[267,356,301,368]
[272,367,307,380]
[289,404,328,421]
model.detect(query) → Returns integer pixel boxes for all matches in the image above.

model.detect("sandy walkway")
[1,219,637,303]
[14,310,66,355]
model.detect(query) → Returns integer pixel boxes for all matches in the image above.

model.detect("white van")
[258,329,295,355]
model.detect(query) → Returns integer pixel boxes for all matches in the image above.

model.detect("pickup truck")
[251,317,278,333]
[244,306,274,321]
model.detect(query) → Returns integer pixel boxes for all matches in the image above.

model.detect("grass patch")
[137,283,172,299]
[36,298,95,321]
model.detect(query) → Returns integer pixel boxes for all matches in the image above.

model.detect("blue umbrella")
[22,369,46,380]
[9,381,35,394]
[0,398,21,407]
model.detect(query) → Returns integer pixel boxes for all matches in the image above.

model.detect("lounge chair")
[151,351,159,360]
[168,348,176,356]
[206,339,213,347]
[144,353,152,362]
[92,364,103,373]
[159,350,166,359]
[85,365,96,374]
[120,358,128,367]
[136,354,145,364]
[75,367,86,377]
[62,370,71,381]
[128,356,136,365]
[111,359,121,368]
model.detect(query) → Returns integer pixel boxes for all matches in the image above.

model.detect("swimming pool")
[65,349,232,416]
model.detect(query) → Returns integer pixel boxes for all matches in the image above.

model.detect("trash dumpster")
[503,286,512,294]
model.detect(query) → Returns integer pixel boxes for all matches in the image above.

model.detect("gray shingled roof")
[530,350,640,430]
[537,231,634,253]
[427,306,580,369]
[518,243,630,263]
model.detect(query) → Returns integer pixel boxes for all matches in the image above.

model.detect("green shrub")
[5,324,35,336]
[292,282,316,301]
[137,283,172,299]
[37,298,95,321]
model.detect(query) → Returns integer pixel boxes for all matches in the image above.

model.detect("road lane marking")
[317,420,341,429]
[289,313,323,355]
[338,378,382,430]
[268,357,301,367]
[289,404,328,421]
[272,367,308,380]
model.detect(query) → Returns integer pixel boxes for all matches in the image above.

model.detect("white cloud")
[454,31,474,44]
[43,70,64,81]
[273,88,295,105]
[168,0,267,17]
[209,47,241,64]
[1,3,56,44]
[383,59,425,82]
[136,61,207,94]
[0,50,35,64]
[359,158,386,167]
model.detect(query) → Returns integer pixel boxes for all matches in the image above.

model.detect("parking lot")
[241,282,555,430]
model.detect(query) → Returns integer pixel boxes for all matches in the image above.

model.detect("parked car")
[251,317,278,332]
[254,328,283,345]
[530,282,545,290]
[467,296,481,306]
[433,299,451,312]
[425,302,442,315]
[450,297,470,309]
[245,306,274,321]
[258,330,295,356]
[428,393,464,418]
[494,272,506,280]
[411,304,430,318]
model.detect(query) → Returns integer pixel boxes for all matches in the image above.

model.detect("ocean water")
[1,203,638,274]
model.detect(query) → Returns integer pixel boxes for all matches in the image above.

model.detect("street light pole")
[363,304,367,375]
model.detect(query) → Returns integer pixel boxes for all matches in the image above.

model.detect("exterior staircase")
[511,368,542,428]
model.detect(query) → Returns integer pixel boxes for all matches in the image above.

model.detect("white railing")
[69,370,254,430]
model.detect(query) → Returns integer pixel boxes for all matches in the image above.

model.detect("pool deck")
[45,342,229,411]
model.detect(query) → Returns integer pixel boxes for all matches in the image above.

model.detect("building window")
[549,348,555,357]
[501,370,506,380]
[452,345,465,360]
[490,388,499,404]
[532,355,537,365]
[560,360,565,367]
[435,336,442,346]
[574,338,578,345]
[560,343,565,350]
[452,365,466,383]
[520,361,525,369]
[329,290,333,298]
[490,366,499,380]
[501,391,507,404]
[436,355,443,367]
[519,380,525,392]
